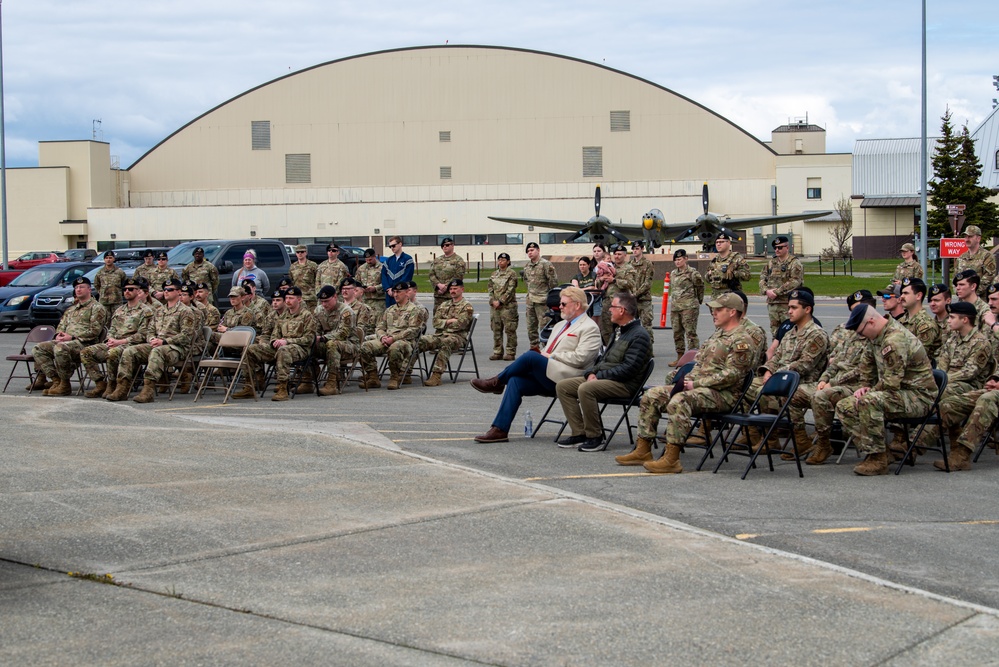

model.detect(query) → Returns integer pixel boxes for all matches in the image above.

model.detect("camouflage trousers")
[956,389,999,451]
[745,377,816,425]
[527,301,548,348]
[419,333,466,374]
[33,339,85,381]
[812,385,856,437]
[671,307,699,358]
[835,389,934,455]
[244,342,310,383]
[491,303,518,356]
[317,338,357,373]
[118,344,185,383]
[638,384,734,443]
[766,301,788,337]
[360,338,415,375]
[638,296,654,344]
[915,384,983,449]
[80,342,129,382]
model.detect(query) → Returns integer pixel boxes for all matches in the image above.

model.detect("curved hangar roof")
[128,45,777,192]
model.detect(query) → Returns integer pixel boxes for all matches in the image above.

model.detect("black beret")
[673,249,687,260]
[498,252,511,261]
[156,252,168,260]
[929,283,950,297]
[271,290,285,299]
[901,277,926,292]
[73,276,92,287]
[327,243,340,252]
[989,283,999,296]
[317,285,337,299]
[440,237,454,247]
[525,242,540,251]
[954,269,980,286]
[774,320,794,342]
[631,239,645,249]
[772,236,789,248]
[285,286,303,297]
[164,278,182,289]
[103,250,116,259]
[845,304,875,331]
[847,289,873,308]
[179,284,194,295]
[947,301,977,321]
[195,282,210,291]
[363,248,376,257]
[394,281,409,292]
[193,246,204,254]
[448,278,464,287]
[716,233,732,240]
[277,277,293,288]
[142,249,155,258]
[340,277,358,288]
[240,279,256,290]
[789,289,814,307]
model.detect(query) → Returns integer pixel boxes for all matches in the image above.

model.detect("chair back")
[759,371,800,399]
[217,328,254,349]
[669,361,696,398]
[230,325,257,344]
[25,325,57,347]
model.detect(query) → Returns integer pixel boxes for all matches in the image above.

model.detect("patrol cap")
[901,277,926,295]
[317,285,337,299]
[284,286,303,297]
[240,278,256,291]
[327,243,340,252]
[716,232,732,240]
[440,237,454,248]
[497,252,511,261]
[789,288,814,307]
[179,284,194,296]
[448,278,464,287]
[156,252,168,260]
[673,249,687,260]
[964,225,983,237]
[103,250,116,259]
[953,269,980,286]
[193,246,205,254]
[900,242,915,252]
[772,236,789,248]
[228,286,244,298]
[847,289,874,308]
[877,283,901,298]
[705,292,745,313]
[363,248,376,258]
[929,283,950,298]
[947,301,977,322]
[844,304,877,331]
[294,244,307,253]
[525,242,540,251]
[195,282,210,292]
[163,278,182,290]
[72,276,92,287]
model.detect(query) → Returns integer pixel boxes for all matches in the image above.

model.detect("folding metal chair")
[888,369,948,475]
[3,325,56,393]
[595,358,656,447]
[168,325,213,400]
[712,371,802,479]
[530,390,568,441]
[194,329,257,404]
[972,415,999,463]
[687,370,756,471]
[445,313,480,383]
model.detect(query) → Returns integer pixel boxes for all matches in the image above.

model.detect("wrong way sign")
[940,237,968,258]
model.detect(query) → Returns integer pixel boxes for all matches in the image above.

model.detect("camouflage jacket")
[195,301,221,329]
[58,297,108,344]
[182,261,220,300]
[147,267,179,296]
[214,305,258,344]
[688,326,757,393]
[629,257,654,300]
[759,255,803,302]
[897,308,940,360]
[819,323,877,387]
[289,260,319,296]
[349,300,377,337]
[605,261,637,300]
[523,258,558,305]
[893,260,923,283]
[376,301,425,341]
[314,302,357,344]
[354,261,385,302]
[706,251,751,294]
[737,316,769,369]
[107,301,154,345]
[670,266,704,310]
[248,296,276,344]
[957,247,997,297]
[93,266,127,306]
[428,254,467,299]
[489,267,519,306]
[132,263,157,286]
[936,327,993,388]
[317,259,350,289]
[433,297,474,338]
[147,301,197,354]
[763,319,829,383]
[272,307,318,348]
[870,318,937,394]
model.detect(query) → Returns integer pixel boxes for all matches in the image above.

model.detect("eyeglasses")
[163,288,178,293]
[608,304,624,311]
[123,287,137,292]
[296,251,307,254]
[329,249,339,253]
[774,244,788,250]
[443,243,453,247]
[388,244,399,249]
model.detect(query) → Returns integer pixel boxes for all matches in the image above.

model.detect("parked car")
[8,252,62,270]
[29,264,137,326]
[0,262,94,330]
[61,248,98,262]
[167,239,291,309]
[97,246,172,265]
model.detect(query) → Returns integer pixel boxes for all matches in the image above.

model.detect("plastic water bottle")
[524,410,533,436]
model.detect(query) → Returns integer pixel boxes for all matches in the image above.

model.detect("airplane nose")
[643,216,654,230]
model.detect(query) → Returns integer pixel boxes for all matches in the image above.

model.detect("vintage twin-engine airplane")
[488,184,831,251]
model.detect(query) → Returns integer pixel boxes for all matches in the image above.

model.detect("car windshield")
[168,243,223,265]
[8,266,66,287]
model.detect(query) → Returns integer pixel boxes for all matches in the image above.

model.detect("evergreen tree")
[956,126,999,238]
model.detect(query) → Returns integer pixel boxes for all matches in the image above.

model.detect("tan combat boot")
[232,383,256,399]
[27,372,47,392]
[782,427,814,461]
[295,371,314,395]
[853,451,888,476]
[176,371,194,394]
[402,373,414,385]
[685,420,711,447]
[102,379,117,399]
[271,381,290,402]
[362,370,381,389]
[615,436,654,466]
[46,377,72,397]
[424,371,443,387]
[106,377,131,401]
[643,444,683,474]
[133,379,156,403]
[934,443,972,472]
[318,370,341,396]
[806,433,833,465]
[387,371,403,390]
[85,379,108,398]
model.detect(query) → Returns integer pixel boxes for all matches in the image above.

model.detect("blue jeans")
[493,351,556,431]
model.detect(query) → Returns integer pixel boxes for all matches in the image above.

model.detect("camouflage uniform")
[243,307,317,383]
[212,305,258,344]
[80,302,154,383]
[638,325,756,443]
[118,301,198,383]
[428,254,467,316]
[600,261,637,344]
[811,324,878,439]
[314,302,358,372]
[350,299,377,339]
[419,297,474,375]
[898,307,941,361]
[835,318,937,455]
[893,259,923,283]
[705,251,751,297]
[523,258,558,348]
[147,267,179,301]
[360,301,426,376]
[317,258,350,290]
[957,247,997,299]
[630,255,655,341]
[739,316,770,369]
[289,260,320,310]
[132,262,157,287]
[748,319,830,424]
[955,388,999,453]
[759,255,804,336]
[247,295,276,343]
[182,261,220,304]
[93,265,127,310]
[489,266,519,357]
[33,298,108,381]
[355,261,386,318]
[190,300,221,352]
[970,297,992,336]
[669,265,704,358]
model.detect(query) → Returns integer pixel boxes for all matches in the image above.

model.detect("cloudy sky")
[1,0,996,168]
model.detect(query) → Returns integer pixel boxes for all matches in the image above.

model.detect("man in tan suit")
[471,286,601,443]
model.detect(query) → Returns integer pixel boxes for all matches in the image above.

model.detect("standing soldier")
[358,282,425,390]
[31,277,107,396]
[600,244,637,344]
[289,244,319,311]
[355,249,386,318]
[133,250,157,286]
[182,246,220,304]
[419,279,475,386]
[313,284,358,396]
[428,237,467,318]
[893,243,923,284]
[759,235,804,336]
[522,242,558,351]
[489,252,519,361]
[668,249,704,366]
[630,240,655,341]
[80,277,154,399]
[705,233,751,297]
[956,225,997,299]
[316,243,350,290]
[93,250,127,311]
[148,252,179,303]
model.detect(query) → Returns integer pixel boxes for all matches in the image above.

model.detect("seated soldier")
[80,277,154,399]
[358,281,426,390]
[341,277,377,339]
[213,286,257,344]
[898,277,940,360]
[835,305,937,476]
[313,284,358,396]
[418,278,475,387]
[31,276,108,396]
[954,269,991,332]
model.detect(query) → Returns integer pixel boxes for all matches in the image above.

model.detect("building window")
[505,233,523,245]
[807,188,822,199]
[285,154,311,183]
[251,121,271,150]
[610,110,630,132]
[539,233,557,245]
[583,146,603,178]
[806,177,822,200]
[439,131,451,142]
[440,166,452,179]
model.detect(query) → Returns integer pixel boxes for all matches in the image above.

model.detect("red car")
[8,252,61,270]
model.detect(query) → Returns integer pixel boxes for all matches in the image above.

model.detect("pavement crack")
[872,612,980,666]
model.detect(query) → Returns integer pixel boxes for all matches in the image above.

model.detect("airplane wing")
[719,210,833,230]
[487,216,584,233]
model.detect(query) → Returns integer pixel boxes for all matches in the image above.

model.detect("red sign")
[940,238,968,258]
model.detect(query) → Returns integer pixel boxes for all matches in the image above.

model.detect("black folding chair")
[887,369,948,475]
[588,358,657,448]
[445,314,480,383]
[4,325,56,393]
[712,371,802,479]
[531,390,567,441]
[972,416,999,463]
[682,370,756,471]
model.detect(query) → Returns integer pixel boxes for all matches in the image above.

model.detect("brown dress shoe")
[474,427,509,443]
[470,376,503,394]
[489,353,502,361]
[503,354,515,361]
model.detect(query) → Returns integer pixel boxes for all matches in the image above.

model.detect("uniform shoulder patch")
[881,345,893,356]
[735,342,750,351]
